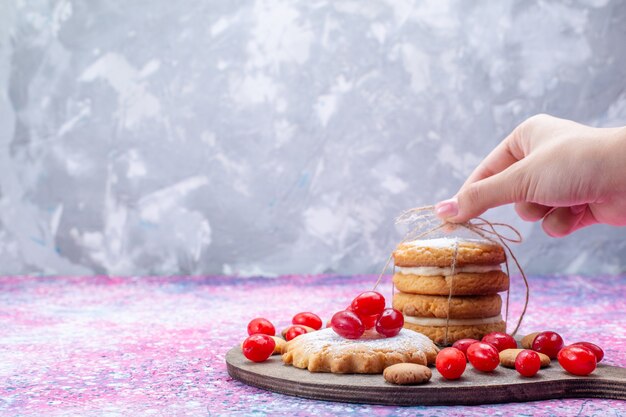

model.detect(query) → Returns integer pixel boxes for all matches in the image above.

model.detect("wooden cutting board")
[226,347,626,406]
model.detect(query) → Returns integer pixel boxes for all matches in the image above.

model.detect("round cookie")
[499,349,551,368]
[393,271,510,296]
[403,320,506,345]
[282,328,439,374]
[393,238,506,267]
[271,336,287,355]
[383,363,432,385]
[393,292,502,319]
[521,332,540,349]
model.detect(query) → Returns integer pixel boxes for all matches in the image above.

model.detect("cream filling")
[396,264,502,276]
[403,314,503,327]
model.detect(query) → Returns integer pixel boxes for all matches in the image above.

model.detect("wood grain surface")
[226,347,626,406]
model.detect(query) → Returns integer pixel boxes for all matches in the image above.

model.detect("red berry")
[375,308,404,337]
[345,306,378,329]
[436,347,467,380]
[482,332,517,352]
[360,313,380,330]
[331,310,365,339]
[292,312,323,330]
[247,318,275,336]
[285,325,308,341]
[466,342,500,372]
[452,339,479,359]
[515,349,541,377]
[558,345,597,376]
[532,331,564,359]
[242,334,276,362]
[350,291,386,317]
[570,342,604,363]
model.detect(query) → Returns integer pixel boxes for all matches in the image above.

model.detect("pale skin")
[435,114,626,237]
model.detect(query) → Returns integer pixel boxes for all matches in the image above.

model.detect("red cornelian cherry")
[515,349,541,377]
[375,308,404,337]
[532,331,564,359]
[452,339,479,359]
[482,332,517,352]
[242,334,276,362]
[558,345,597,376]
[292,312,323,330]
[331,310,365,339]
[466,342,500,372]
[350,291,386,317]
[247,318,275,336]
[359,313,380,330]
[346,305,378,329]
[436,347,467,380]
[285,325,308,341]
[570,342,604,362]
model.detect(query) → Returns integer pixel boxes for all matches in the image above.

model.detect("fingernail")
[435,198,459,218]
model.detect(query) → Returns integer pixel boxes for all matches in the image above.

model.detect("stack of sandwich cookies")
[392,238,508,345]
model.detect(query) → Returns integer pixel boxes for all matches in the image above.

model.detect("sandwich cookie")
[393,293,502,319]
[402,315,506,345]
[393,238,506,268]
[393,269,509,296]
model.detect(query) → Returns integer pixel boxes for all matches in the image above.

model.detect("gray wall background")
[0,0,625,276]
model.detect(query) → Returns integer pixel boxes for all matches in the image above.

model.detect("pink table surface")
[1,274,626,416]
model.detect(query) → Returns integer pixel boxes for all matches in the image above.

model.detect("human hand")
[435,114,626,237]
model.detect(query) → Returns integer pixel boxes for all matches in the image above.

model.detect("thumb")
[436,165,525,223]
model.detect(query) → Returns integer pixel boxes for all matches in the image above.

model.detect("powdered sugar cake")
[282,328,439,373]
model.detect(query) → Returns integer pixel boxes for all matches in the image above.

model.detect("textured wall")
[0,0,625,276]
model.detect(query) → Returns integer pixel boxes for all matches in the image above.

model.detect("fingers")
[514,202,551,221]
[437,197,599,237]
[440,164,526,223]
[541,205,598,237]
